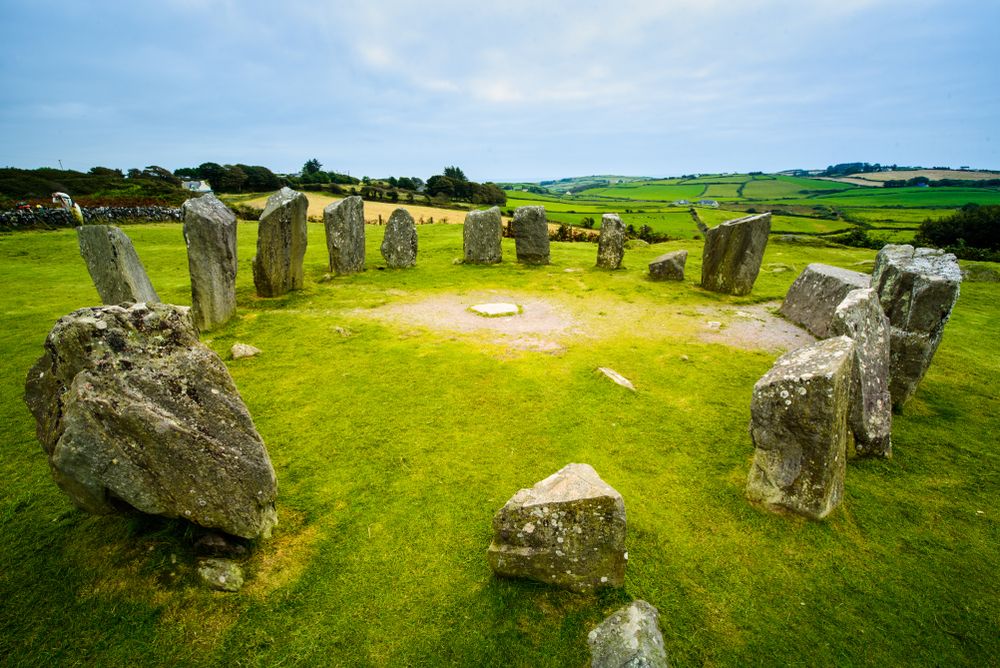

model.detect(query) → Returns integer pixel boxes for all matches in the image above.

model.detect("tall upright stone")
[596,213,626,269]
[252,187,308,297]
[380,208,417,268]
[324,195,366,274]
[871,245,962,409]
[24,302,278,539]
[831,288,892,457]
[701,212,771,295]
[779,263,871,338]
[76,225,160,305]
[463,207,503,264]
[488,463,626,592]
[181,194,237,331]
[511,206,550,265]
[747,336,854,519]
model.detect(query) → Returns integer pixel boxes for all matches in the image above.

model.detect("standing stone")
[463,207,503,264]
[871,245,962,409]
[511,206,550,265]
[779,263,871,338]
[181,194,237,331]
[596,213,626,269]
[76,225,160,304]
[324,195,366,274]
[649,250,687,281]
[746,336,854,519]
[701,212,771,295]
[831,288,892,457]
[588,600,669,668]
[487,463,626,593]
[24,302,278,539]
[380,208,417,268]
[252,187,308,297]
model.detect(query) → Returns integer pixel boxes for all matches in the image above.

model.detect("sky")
[1,0,998,182]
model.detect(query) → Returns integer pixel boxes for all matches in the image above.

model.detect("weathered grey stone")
[701,212,771,295]
[871,245,962,409]
[230,343,261,359]
[511,206,550,265]
[24,302,278,539]
[463,207,503,264]
[596,214,626,269]
[181,194,237,331]
[324,195,366,274]
[746,336,854,519]
[197,558,244,592]
[487,463,626,592]
[588,600,669,668]
[380,208,417,268]
[76,225,160,305]
[252,187,308,297]
[648,250,687,281]
[779,263,871,338]
[831,289,892,458]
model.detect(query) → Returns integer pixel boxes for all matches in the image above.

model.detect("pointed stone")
[747,336,854,519]
[779,263,871,338]
[324,195,366,274]
[76,225,160,305]
[181,194,237,331]
[252,187,308,297]
[380,208,417,268]
[701,212,771,295]
[463,207,503,264]
[596,214,626,269]
[511,206,550,265]
[488,463,626,592]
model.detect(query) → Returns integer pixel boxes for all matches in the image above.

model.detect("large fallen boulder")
[181,194,238,331]
[701,212,771,295]
[24,302,278,539]
[487,463,626,592]
[779,263,871,338]
[324,195,366,274]
[831,288,892,457]
[511,206,549,265]
[252,187,308,297]
[746,336,854,519]
[588,600,669,668]
[76,225,160,305]
[463,207,503,264]
[380,208,417,268]
[596,213,626,269]
[871,245,961,409]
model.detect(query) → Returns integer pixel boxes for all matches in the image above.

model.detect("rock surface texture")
[588,600,669,668]
[76,225,160,305]
[871,244,962,409]
[463,207,503,264]
[380,208,417,268]
[181,194,237,331]
[779,263,871,338]
[511,206,550,265]
[487,463,626,592]
[197,558,244,592]
[324,195,366,274]
[831,288,893,457]
[701,213,771,295]
[746,336,854,519]
[649,250,687,281]
[24,302,278,539]
[596,214,626,269]
[252,187,308,297]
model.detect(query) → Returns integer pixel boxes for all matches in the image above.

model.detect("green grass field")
[1,222,997,666]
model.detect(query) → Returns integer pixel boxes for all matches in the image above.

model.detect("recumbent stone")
[649,250,687,281]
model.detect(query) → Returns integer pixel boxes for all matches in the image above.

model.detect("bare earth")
[353,292,814,356]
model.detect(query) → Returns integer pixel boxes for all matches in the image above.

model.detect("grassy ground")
[1,223,997,666]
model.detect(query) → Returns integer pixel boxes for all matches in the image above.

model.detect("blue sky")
[2,0,998,181]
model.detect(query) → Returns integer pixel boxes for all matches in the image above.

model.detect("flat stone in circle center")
[470,302,520,317]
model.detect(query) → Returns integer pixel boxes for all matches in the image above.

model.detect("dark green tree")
[303,159,323,175]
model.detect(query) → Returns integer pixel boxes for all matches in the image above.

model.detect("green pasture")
[806,186,1000,208]
[0,221,997,666]
[578,184,707,201]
